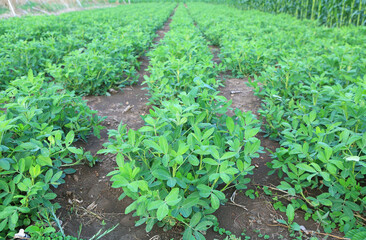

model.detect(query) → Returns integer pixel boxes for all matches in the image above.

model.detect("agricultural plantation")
[0,1,365,240]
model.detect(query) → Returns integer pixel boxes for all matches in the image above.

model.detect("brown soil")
[154,9,174,43]
[209,45,222,65]
[218,75,278,185]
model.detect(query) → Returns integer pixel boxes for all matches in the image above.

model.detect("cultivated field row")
[0,2,365,240]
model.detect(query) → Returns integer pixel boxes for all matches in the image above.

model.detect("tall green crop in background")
[200,0,366,27]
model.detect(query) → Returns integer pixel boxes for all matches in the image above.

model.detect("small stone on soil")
[73,175,79,182]
[108,88,118,94]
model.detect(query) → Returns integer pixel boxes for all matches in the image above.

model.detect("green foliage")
[102,89,261,238]
[46,5,174,95]
[143,6,221,104]
[0,3,176,238]
[100,5,261,239]
[214,224,238,238]
[189,2,366,235]
[46,44,136,96]
[32,231,84,240]
[277,204,301,232]
[345,228,366,240]
[0,71,103,238]
[245,189,259,199]
[0,3,175,94]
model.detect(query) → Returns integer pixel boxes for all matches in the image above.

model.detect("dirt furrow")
[53,9,176,240]
[198,27,318,240]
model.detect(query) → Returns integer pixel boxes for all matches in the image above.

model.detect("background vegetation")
[225,0,366,27]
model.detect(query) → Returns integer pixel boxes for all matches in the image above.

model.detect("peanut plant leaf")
[165,188,181,206]
[296,163,317,173]
[157,203,169,221]
[183,227,194,240]
[211,193,220,210]
[144,140,163,153]
[286,204,295,224]
[65,131,74,146]
[159,136,169,154]
[36,156,52,167]
[220,151,237,160]
[195,220,213,231]
[190,212,202,227]
[226,116,234,134]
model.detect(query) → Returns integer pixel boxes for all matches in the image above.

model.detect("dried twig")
[149,235,160,240]
[228,190,248,211]
[355,213,366,222]
[122,105,133,113]
[78,205,104,220]
[253,183,293,196]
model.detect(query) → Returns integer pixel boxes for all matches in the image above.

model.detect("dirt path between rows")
[53,9,178,240]
[202,32,323,240]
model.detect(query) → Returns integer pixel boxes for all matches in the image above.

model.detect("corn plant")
[220,0,366,27]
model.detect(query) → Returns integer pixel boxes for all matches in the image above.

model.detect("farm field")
[0,2,365,240]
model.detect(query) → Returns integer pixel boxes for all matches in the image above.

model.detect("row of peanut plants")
[0,4,175,239]
[188,2,366,238]
[0,3,175,95]
[100,5,263,240]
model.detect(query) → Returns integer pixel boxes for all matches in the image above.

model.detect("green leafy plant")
[143,6,221,105]
[213,224,234,237]
[0,71,103,238]
[345,227,366,240]
[0,3,175,93]
[101,88,261,238]
[33,231,84,240]
[245,189,259,199]
[277,204,301,232]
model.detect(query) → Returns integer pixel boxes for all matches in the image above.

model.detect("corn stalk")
[234,0,365,26]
